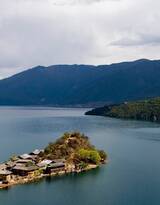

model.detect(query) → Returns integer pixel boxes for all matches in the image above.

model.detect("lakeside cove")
[0,132,107,189]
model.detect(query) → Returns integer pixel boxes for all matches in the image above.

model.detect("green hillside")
[85,97,160,123]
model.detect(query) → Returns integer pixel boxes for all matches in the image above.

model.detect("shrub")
[79,161,88,169]
[98,150,107,161]
[77,149,101,165]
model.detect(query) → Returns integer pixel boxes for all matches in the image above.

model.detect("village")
[0,148,100,189]
[0,149,76,189]
[0,132,107,189]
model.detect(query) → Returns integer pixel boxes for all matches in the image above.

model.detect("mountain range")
[0,59,160,106]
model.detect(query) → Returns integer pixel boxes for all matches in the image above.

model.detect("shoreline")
[0,164,99,190]
[0,132,107,190]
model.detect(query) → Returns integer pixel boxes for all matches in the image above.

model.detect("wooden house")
[45,162,65,174]
[12,165,38,177]
[0,170,12,183]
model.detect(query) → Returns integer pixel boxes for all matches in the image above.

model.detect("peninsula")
[85,97,160,123]
[0,132,107,189]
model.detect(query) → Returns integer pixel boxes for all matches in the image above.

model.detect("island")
[0,132,107,189]
[85,97,160,123]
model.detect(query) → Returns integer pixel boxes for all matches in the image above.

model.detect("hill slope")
[0,59,160,106]
[85,97,160,123]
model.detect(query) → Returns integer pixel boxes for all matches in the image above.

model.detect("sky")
[0,0,160,78]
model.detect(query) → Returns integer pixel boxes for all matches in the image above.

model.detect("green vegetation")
[98,150,107,161]
[39,132,107,167]
[78,161,88,169]
[75,149,101,165]
[86,97,160,123]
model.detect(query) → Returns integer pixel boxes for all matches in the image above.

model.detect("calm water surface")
[0,107,160,205]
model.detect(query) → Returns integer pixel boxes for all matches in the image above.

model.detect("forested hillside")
[0,59,160,106]
[85,97,160,123]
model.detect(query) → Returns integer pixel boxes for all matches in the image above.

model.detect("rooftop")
[53,159,66,163]
[19,154,34,160]
[37,159,52,167]
[31,149,43,155]
[0,164,7,170]
[48,162,65,169]
[12,165,38,172]
[5,161,16,168]
[0,170,12,175]
[16,159,35,164]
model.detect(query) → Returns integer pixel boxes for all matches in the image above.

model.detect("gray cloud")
[0,0,160,78]
[52,0,120,6]
[110,34,160,47]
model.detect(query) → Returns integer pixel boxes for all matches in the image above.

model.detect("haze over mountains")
[0,59,160,106]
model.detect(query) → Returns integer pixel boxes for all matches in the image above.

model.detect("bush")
[89,150,101,164]
[98,150,107,161]
[77,149,101,165]
[79,161,88,169]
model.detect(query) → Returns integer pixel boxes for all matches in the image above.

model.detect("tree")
[77,149,101,165]
[89,150,101,164]
[98,150,107,161]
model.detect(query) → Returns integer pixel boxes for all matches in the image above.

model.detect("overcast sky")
[0,0,160,78]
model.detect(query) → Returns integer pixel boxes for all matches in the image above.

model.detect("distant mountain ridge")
[0,59,160,106]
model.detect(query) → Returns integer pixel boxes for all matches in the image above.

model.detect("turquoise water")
[0,107,160,205]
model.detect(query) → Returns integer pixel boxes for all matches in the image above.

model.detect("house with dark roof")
[12,165,38,176]
[16,159,35,165]
[45,162,65,174]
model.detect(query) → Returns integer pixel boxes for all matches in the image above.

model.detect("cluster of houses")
[0,149,67,186]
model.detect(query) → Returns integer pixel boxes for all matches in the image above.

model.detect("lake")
[0,107,160,205]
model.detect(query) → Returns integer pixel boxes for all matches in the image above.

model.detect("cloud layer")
[0,0,160,78]
[52,0,119,6]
